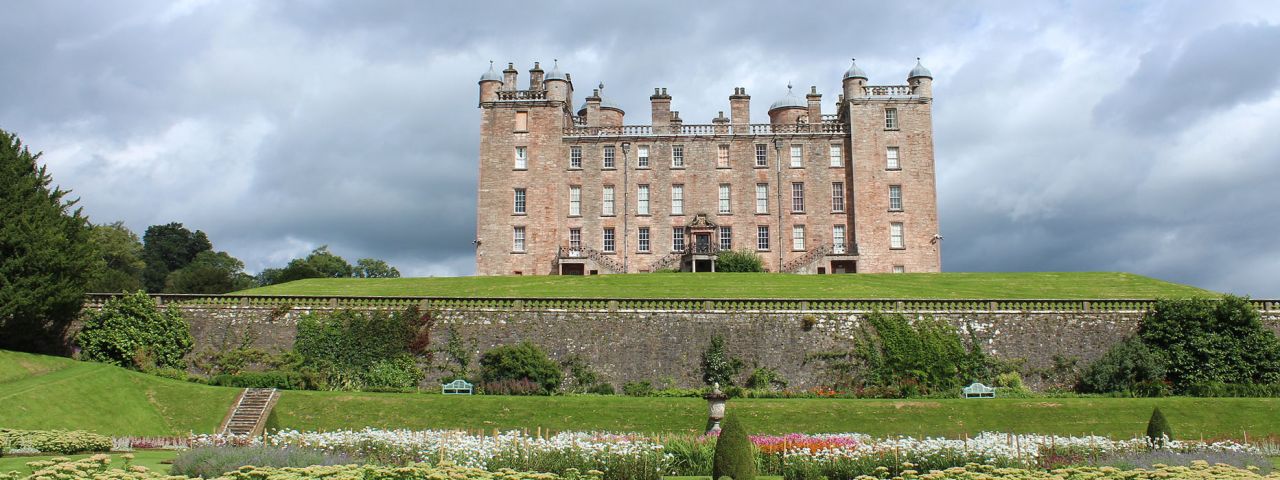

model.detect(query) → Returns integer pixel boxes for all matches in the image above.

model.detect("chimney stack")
[730,87,751,126]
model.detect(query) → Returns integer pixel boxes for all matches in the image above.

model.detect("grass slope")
[0,350,238,436]
[238,272,1213,299]
[270,392,1280,439]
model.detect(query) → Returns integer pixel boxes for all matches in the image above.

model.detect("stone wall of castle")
[94,301,1280,390]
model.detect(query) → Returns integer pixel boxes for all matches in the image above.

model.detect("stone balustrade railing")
[495,90,548,101]
[564,122,846,137]
[82,293,1280,314]
[862,85,913,97]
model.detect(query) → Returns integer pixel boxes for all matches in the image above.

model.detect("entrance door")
[560,263,585,275]
[831,260,856,274]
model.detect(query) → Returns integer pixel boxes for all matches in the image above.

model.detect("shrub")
[993,372,1027,392]
[171,446,355,478]
[560,354,602,393]
[0,429,112,454]
[479,342,562,394]
[715,250,764,272]
[744,367,787,390]
[701,335,743,387]
[712,415,756,480]
[1138,296,1280,391]
[622,381,654,397]
[1077,337,1167,394]
[588,383,616,395]
[1146,407,1172,447]
[364,354,423,391]
[210,371,307,390]
[76,291,193,370]
[293,307,429,391]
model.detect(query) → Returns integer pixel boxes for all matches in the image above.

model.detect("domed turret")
[908,58,933,97]
[843,58,868,80]
[842,58,868,100]
[479,61,502,83]
[576,83,625,127]
[478,61,502,103]
[544,59,570,102]
[768,83,808,125]
[545,59,567,82]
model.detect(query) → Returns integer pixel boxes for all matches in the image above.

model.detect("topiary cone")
[1146,407,1172,447]
[712,414,756,480]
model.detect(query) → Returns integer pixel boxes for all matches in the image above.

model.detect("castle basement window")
[513,188,526,215]
[789,145,803,168]
[637,184,650,215]
[512,226,526,252]
[671,145,685,168]
[893,265,906,274]
[889,185,903,211]
[602,227,615,253]
[886,146,900,170]
[514,111,528,132]
[756,225,770,251]
[602,185,615,216]
[568,185,581,216]
[717,144,730,168]
[638,227,650,253]
[890,222,905,249]
[569,146,582,169]
[514,146,528,170]
[603,145,616,169]
[754,144,768,168]
[637,145,650,168]
[884,108,898,130]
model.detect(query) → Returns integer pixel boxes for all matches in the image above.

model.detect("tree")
[712,414,757,480]
[355,258,400,278]
[86,222,146,293]
[301,246,353,278]
[1146,407,1172,447]
[1137,296,1280,391]
[701,335,744,387]
[76,291,193,370]
[164,250,254,294]
[0,129,97,353]
[479,342,563,394]
[141,222,212,292]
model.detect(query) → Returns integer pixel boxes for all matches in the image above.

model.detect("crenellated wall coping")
[83,293,1280,314]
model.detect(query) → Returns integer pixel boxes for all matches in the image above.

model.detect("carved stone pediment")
[687,213,716,231]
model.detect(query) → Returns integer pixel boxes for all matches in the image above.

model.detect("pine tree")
[0,129,97,353]
[712,414,756,480]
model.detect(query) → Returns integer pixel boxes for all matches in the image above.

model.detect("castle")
[475,59,940,275]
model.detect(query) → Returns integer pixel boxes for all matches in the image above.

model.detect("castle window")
[885,108,898,130]
[887,147,900,170]
[789,145,803,168]
[603,145,615,169]
[755,144,767,167]
[890,222,904,249]
[514,111,528,132]
[718,184,731,214]
[570,146,582,169]
[719,226,732,251]
[602,185,615,216]
[893,265,906,274]
[637,145,650,168]
[833,225,847,253]
[889,185,903,211]
[569,185,581,216]
[637,184,650,215]
[829,145,842,167]
[514,147,527,170]
[671,145,685,168]
[603,227,615,253]
[717,144,730,168]
[638,227,650,252]
[569,228,581,252]
[791,182,805,213]
[671,184,684,215]
[513,188,526,215]
[756,225,770,251]
[792,225,806,251]
[832,182,845,212]
[672,227,686,252]
[513,226,526,252]
[755,183,768,214]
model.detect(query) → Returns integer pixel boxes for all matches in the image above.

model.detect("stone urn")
[704,382,729,433]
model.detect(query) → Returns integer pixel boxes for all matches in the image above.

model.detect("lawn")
[236,272,1214,299]
[0,451,177,475]
[0,350,238,436]
[269,391,1280,439]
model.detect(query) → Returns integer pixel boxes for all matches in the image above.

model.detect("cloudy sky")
[3,1,1279,296]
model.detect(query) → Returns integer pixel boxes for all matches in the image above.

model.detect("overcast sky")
[3,1,1279,296]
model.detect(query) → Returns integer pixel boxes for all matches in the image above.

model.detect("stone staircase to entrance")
[218,388,279,436]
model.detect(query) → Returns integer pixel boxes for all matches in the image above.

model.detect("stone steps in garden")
[218,387,279,436]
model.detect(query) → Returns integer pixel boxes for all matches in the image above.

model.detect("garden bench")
[441,379,473,395]
[963,382,996,398]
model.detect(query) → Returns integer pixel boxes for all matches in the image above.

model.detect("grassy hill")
[236,272,1214,299]
[0,350,237,436]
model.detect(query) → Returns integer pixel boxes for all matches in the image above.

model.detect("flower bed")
[0,429,113,455]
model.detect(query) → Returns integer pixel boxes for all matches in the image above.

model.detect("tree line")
[0,128,399,353]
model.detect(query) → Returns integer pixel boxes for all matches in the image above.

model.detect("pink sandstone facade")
[475,59,941,275]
